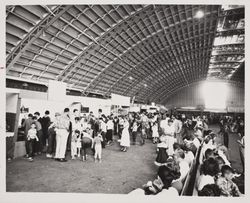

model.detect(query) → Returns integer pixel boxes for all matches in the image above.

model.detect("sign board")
[111,93,130,106]
[48,80,66,101]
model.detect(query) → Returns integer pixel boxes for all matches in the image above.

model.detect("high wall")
[164,81,244,112]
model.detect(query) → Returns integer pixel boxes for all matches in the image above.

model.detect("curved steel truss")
[6,4,244,104]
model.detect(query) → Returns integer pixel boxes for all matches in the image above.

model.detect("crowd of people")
[20,107,244,196]
[129,113,245,197]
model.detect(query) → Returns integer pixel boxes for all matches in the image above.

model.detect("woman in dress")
[152,121,159,144]
[120,116,130,152]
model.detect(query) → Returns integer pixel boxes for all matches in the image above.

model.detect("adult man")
[118,116,124,140]
[164,119,175,156]
[67,109,79,152]
[34,112,42,123]
[99,117,107,148]
[46,112,60,158]
[22,113,33,157]
[41,110,51,152]
[53,108,70,162]
[33,116,43,154]
[160,113,170,135]
[106,116,114,144]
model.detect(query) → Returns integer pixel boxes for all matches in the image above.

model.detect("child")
[27,123,39,161]
[93,131,103,163]
[76,131,82,157]
[216,165,243,197]
[152,122,159,144]
[155,135,169,166]
[71,130,80,159]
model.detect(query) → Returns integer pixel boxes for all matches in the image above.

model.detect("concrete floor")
[6,138,158,193]
[6,125,243,193]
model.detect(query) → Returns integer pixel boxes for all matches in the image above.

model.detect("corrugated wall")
[165,81,244,112]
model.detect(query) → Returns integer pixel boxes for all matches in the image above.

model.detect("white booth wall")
[17,90,112,120]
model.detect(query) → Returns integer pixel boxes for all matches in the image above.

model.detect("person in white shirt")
[172,149,190,193]
[199,135,216,164]
[106,116,114,145]
[175,143,195,167]
[71,117,83,158]
[162,119,176,156]
[183,133,201,155]
[164,119,175,136]
[152,122,159,144]
[120,117,130,152]
[160,114,170,134]
[93,132,103,163]
[27,123,39,161]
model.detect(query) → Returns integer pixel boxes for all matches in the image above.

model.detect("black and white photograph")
[0,0,248,202]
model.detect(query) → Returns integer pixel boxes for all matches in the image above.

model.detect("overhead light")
[195,10,204,18]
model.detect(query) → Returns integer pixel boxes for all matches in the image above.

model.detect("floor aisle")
[6,138,158,193]
[6,125,243,193]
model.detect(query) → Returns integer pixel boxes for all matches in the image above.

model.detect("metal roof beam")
[6,5,72,72]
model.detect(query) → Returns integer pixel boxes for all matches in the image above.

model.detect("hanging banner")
[111,93,130,106]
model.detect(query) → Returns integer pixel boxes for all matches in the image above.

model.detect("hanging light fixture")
[195,10,204,18]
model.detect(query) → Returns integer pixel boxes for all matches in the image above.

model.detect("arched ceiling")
[6,4,244,104]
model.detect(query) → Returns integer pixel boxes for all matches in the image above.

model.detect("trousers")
[55,129,69,159]
[34,130,43,153]
[47,127,56,154]
[94,144,102,159]
[71,142,77,157]
[132,131,137,143]
[106,129,113,142]
[27,138,36,158]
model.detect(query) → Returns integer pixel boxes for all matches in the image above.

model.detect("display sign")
[48,80,66,101]
[111,93,130,106]
[81,106,89,113]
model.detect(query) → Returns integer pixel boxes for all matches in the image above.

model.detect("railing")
[180,145,202,196]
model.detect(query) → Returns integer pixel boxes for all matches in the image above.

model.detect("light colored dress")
[152,124,159,138]
[120,120,130,147]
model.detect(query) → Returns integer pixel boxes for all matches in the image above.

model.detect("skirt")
[120,128,130,147]
[155,147,169,165]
